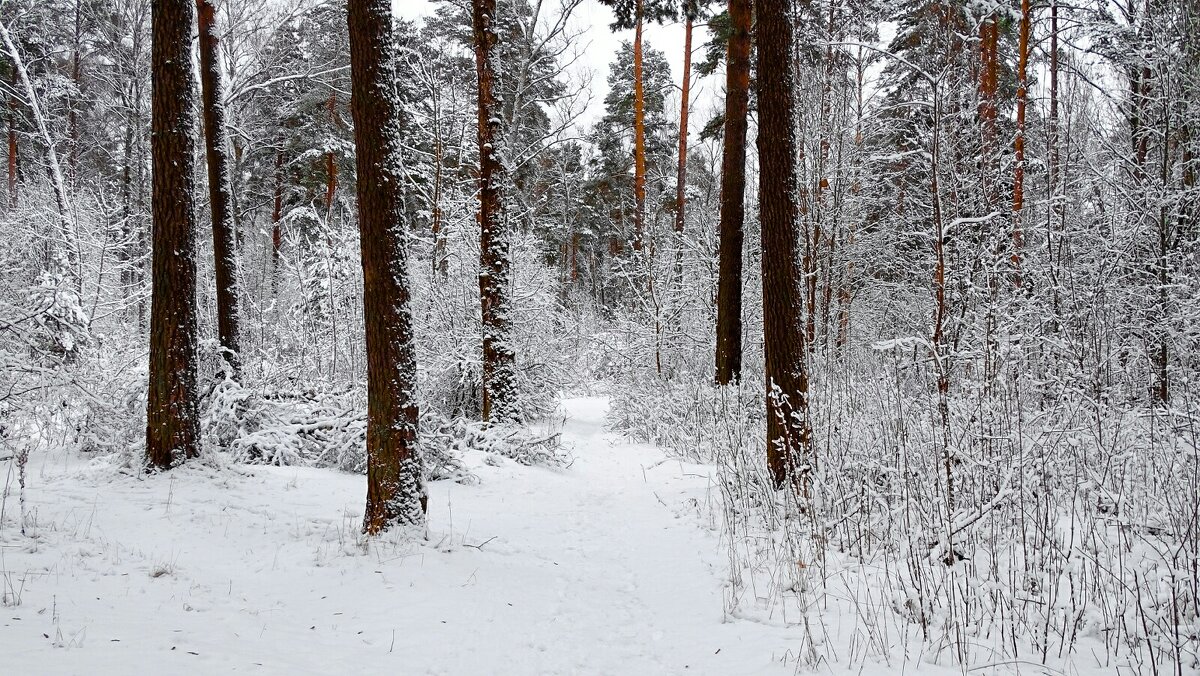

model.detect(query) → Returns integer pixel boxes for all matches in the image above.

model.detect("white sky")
[394,0,714,131]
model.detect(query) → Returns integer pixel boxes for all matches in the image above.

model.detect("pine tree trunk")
[7,86,15,210]
[836,44,865,351]
[120,116,134,305]
[571,231,580,285]
[136,107,149,330]
[146,0,201,470]
[1047,0,1063,320]
[714,0,751,386]
[1012,0,1030,286]
[432,130,447,280]
[325,93,338,216]
[673,13,693,270]
[271,148,283,289]
[978,14,999,171]
[756,0,810,490]
[68,0,82,184]
[631,0,647,251]
[473,0,519,424]
[197,0,242,376]
[816,0,837,347]
[348,0,426,534]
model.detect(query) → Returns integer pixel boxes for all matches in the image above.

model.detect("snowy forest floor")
[0,397,842,675]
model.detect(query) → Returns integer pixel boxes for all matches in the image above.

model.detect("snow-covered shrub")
[616,346,1200,672]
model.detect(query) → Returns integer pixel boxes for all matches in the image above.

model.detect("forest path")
[1,397,795,674]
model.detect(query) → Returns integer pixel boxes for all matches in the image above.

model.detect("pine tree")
[595,40,675,249]
[672,0,705,290]
[714,0,751,385]
[597,0,676,251]
[756,0,810,490]
[348,0,426,533]
[1011,0,1031,287]
[146,0,200,469]
[197,0,242,377]
[473,0,520,424]
[673,0,702,246]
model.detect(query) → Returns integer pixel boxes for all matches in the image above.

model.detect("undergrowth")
[609,351,1200,674]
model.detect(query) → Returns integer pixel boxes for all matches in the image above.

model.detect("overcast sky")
[394,0,716,131]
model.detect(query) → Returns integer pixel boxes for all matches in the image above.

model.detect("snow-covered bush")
[612,343,1200,672]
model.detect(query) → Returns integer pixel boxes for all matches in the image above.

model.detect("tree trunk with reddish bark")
[756,0,810,490]
[146,0,201,470]
[714,0,751,385]
[673,11,693,260]
[348,0,426,533]
[632,0,647,251]
[978,13,999,167]
[325,93,339,217]
[473,0,519,423]
[1011,0,1030,286]
[197,0,242,376]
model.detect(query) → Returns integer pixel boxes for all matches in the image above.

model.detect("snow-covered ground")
[1,398,806,674]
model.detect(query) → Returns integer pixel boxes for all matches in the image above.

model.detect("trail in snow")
[0,398,797,675]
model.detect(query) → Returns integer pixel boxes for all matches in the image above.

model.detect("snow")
[1,398,797,674]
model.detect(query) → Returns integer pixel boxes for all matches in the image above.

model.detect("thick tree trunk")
[473,0,519,424]
[1011,0,1031,286]
[348,0,426,534]
[631,0,647,251]
[197,0,242,376]
[146,0,201,470]
[756,0,810,490]
[714,0,751,386]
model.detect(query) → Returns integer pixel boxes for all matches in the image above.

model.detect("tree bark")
[271,147,283,286]
[325,93,339,215]
[674,11,693,247]
[816,0,838,347]
[431,122,448,280]
[756,0,810,490]
[146,0,201,470]
[836,43,866,351]
[197,0,242,376]
[68,0,82,183]
[7,83,16,210]
[1011,0,1031,286]
[1047,0,1063,320]
[349,0,426,534]
[978,13,999,168]
[120,113,135,305]
[473,0,519,423]
[714,0,751,385]
[631,0,647,251]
